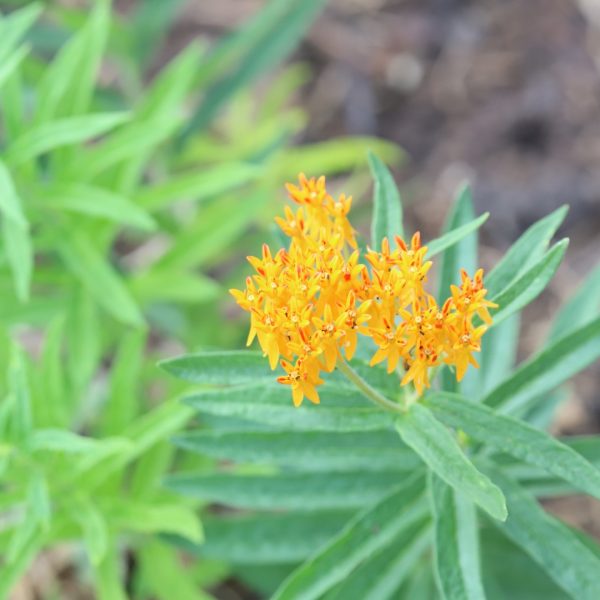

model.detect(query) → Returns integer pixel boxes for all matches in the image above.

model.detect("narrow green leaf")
[0,43,28,89]
[6,113,130,166]
[75,499,108,565]
[29,429,99,453]
[427,392,600,501]
[196,510,355,564]
[368,151,403,245]
[131,269,221,304]
[56,229,144,327]
[183,382,394,432]
[28,472,51,529]
[161,350,271,385]
[42,184,156,231]
[103,500,203,543]
[326,520,430,600]
[486,468,600,600]
[272,475,426,600]
[485,206,568,298]
[0,3,42,64]
[489,239,568,326]
[395,403,507,521]
[549,260,600,342]
[483,315,600,414]
[136,163,260,211]
[0,159,32,299]
[36,1,109,121]
[181,0,327,141]
[100,329,146,435]
[437,183,477,301]
[173,429,420,472]
[93,538,128,600]
[426,213,489,259]
[76,115,180,180]
[275,138,401,180]
[6,342,31,442]
[429,475,485,600]
[166,470,404,511]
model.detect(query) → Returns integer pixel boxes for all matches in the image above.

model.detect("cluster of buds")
[231,174,496,406]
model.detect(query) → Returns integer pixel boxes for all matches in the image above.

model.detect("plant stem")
[337,359,403,413]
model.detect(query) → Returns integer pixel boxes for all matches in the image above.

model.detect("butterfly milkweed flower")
[230,174,496,407]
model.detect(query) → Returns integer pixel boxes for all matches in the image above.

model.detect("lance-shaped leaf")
[489,239,568,326]
[165,470,403,511]
[485,206,567,298]
[188,510,356,564]
[395,403,506,521]
[485,468,600,600]
[368,151,403,245]
[325,518,430,600]
[549,259,600,342]
[427,392,600,501]
[6,113,130,165]
[483,315,600,414]
[182,382,394,432]
[272,474,426,600]
[426,213,489,259]
[173,429,420,472]
[429,475,485,600]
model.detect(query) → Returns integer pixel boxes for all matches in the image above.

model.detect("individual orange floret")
[450,268,497,325]
[277,358,323,407]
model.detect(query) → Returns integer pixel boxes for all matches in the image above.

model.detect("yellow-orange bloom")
[230,174,496,406]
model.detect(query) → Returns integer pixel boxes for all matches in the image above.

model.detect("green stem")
[337,359,403,413]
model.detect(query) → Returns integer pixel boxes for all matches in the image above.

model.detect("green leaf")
[76,114,180,180]
[173,429,420,472]
[0,43,28,90]
[36,1,109,121]
[100,329,146,435]
[74,499,108,565]
[196,510,355,564]
[429,475,485,600]
[28,472,51,529]
[485,205,568,298]
[29,429,99,453]
[181,0,327,141]
[42,184,156,231]
[0,159,32,299]
[489,239,568,326]
[161,350,271,385]
[56,229,144,327]
[272,475,426,600]
[368,151,403,245]
[183,382,394,432]
[136,163,261,211]
[483,315,600,414]
[426,213,489,259]
[6,113,130,166]
[437,183,477,302]
[477,313,520,396]
[131,269,221,304]
[166,470,404,511]
[138,541,215,600]
[549,259,600,342]
[485,468,600,600]
[395,403,507,521]
[427,392,600,501]
[93,538,128,600]
[275,138,402,179]
[103,500,203,543]
[6,342,31,442]
[326,520,430,600]
[0,3,42,64]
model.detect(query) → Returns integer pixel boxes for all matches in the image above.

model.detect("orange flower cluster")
[231,174,496,407]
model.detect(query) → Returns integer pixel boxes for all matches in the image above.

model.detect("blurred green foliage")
[0,0,400,597]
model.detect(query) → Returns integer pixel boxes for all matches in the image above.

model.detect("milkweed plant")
[163,154,600,600]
